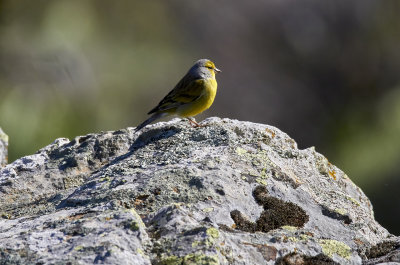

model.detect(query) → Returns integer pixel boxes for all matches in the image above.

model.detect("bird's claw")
[187,118,206,128]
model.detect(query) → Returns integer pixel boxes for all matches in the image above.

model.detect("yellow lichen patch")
[183,254,220,265]
[191,241,201,248]
[206,228,220,239]
[129,221,140,231]
[99,176,111,182]
[1,212,11,219]
[315,153,331,177]
[203,228,220,247]
[260,168,268,178]
[172,203,183,208]
[129,208,146,228]
[299,234,310,241]
[281,225,298,232]
[256,178,267,185]
[236,147,247,156]
[235,146,284,185]
[202,207,214,213]
[319,239,351,259]
[345,196,360,206]
[160,254,219,265]
[248,170,261,177]
[335,208,347,215]
[158,255,182,265]
[73,245,84,251]
[136,248,147,257]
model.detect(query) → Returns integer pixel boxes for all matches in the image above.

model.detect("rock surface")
[0,117,398,265]
[0,127,8,167]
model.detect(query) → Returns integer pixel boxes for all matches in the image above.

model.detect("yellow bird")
[135,59,221,131]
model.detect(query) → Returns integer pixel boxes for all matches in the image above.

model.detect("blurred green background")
[1,0,399,234]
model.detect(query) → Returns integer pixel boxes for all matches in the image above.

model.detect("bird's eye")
[206,66,213,69]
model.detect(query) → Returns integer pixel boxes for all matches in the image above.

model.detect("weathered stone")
[0,117,398,264]
[0,128,8,167]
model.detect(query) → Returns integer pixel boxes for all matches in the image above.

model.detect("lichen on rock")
[0,117,398,264]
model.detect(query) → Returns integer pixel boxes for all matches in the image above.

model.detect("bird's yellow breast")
[176,78,217,117]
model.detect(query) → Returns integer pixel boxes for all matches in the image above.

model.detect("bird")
[135,59,221,131]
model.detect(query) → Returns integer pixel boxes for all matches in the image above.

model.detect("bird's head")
[190,59,221,78]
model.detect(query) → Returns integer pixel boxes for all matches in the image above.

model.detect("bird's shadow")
[55,126,181,209]
[109,125,182,167]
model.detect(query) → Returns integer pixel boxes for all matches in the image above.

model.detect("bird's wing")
[148,77,206,114]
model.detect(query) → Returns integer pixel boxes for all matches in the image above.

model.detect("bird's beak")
[214,67,221,73]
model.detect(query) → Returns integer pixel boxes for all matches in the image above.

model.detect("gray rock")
[0,128,8,167]
[0,117,398,264]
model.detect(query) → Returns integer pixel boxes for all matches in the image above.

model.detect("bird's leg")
[187,118,202,128]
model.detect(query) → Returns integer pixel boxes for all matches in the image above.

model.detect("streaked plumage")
[135,59,220,131]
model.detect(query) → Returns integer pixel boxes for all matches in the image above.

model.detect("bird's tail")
[135,112,167,132]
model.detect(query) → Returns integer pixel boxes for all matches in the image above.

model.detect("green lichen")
[73,245,84,252]
[236,147,247,155]
[191,228,221,248]
[299,234,310,241]
[129,208,145,228]
[137,248,144,255]
[1,212,11,219]
[206,228,219,239]
[202,207,214,213]
[247,170,259,177]
[260,168,268,178]
[183,254,219,265]
[314,153,330,177]
[334,208,347,215]
[191,241,201,248]
[345,196,360,206]
[100,176,112,182]
[158,255,182,265]
[319,239,351,259]
[281,225,297,232]
[158,254,219,265]
[136,248,149,258]
[256,178,267,185]
[235,146,279,185]
[255,167,269,185]
[129,221,140,231]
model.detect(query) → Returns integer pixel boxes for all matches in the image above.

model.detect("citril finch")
[135,59,220,131]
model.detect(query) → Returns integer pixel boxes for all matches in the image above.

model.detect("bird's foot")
[187,118,205,128]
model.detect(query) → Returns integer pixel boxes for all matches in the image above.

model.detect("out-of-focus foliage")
[1,0,399,234]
